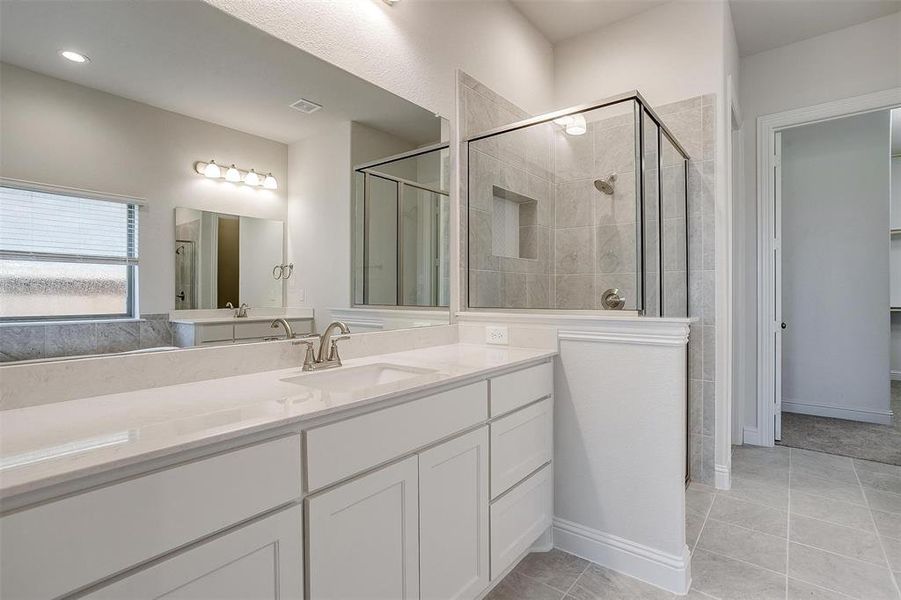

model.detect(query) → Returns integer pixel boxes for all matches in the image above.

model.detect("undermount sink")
[281,363,437,393]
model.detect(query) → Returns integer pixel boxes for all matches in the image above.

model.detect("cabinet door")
[307,456,419,600]
[85,504,303,600]
[420,427,489,600]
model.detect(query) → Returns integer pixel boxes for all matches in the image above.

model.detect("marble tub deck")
[490,445,901,600]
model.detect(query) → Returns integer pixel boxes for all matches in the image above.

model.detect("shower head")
[594,173,616,195]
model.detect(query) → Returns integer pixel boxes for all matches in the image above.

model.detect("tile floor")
[488,445,901,599]
[779,382,901,465]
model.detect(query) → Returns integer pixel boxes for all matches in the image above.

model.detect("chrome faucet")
[270,318,295,340]
[234,303,249,318]
[293,321,351,371]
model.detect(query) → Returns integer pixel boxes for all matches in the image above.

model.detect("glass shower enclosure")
[465,92,690,317]
[353,144,450,308]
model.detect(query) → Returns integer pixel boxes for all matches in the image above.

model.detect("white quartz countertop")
[0,344,555,500]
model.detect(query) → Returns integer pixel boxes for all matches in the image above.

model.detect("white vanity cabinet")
[84,504,304,600]
[306,456,420,600]
[1,357,555,600]
[419,427,490,600]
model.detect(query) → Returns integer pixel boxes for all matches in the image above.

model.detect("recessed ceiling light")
[59,50,90,63]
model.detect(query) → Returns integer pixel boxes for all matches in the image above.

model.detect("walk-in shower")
[353,143,451,308]
[464,91,690,317]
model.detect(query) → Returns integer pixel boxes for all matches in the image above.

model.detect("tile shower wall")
[0,313,175,362]
[460,72,717,484]
[554,111,639,310]
[659,95,716,485]
[462,72,555,309]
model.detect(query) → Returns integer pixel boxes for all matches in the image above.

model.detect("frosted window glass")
[0,185,138,319]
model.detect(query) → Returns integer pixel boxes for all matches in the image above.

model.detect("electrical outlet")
[485,325,509,345]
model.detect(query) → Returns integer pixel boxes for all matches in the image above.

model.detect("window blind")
[0,186,139,265]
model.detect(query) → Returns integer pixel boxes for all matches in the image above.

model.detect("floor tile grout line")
[692,546,788,579]
[786,448,793,600]
[691,484,717,555]
[703,515,787,540]
[559,562,589,598]
[855,459,901,599]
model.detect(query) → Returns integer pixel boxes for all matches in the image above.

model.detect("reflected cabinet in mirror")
[0,0,449,363]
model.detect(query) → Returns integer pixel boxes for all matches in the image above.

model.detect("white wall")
[738,12,901,430]
[204,0,555,119]
[553,1,725,108]
[780,111,891,422]
[0,63,288,315]
[287,123,353,330]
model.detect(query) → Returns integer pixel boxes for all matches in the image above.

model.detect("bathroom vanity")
[0,345,555,600]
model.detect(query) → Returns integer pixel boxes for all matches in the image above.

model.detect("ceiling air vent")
[289,98,323,114]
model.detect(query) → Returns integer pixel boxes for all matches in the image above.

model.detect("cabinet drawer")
[0,435,302,600]
[490,397,553,499]
[305,381,488,492]
[489,463,553,580]
[196,323,234,343]
[490,361,552,416]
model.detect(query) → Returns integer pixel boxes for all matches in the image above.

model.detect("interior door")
[774,131,783,441]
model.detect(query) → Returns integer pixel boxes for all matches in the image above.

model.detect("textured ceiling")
[0,0,441,145]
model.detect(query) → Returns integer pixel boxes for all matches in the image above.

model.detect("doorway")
[757,95,901,464]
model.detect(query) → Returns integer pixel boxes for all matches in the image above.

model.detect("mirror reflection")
[174,209,285,311]
[0,0,449,363]
[353,145,450,308]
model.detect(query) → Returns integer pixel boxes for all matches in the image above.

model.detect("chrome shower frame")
[463,89,691,317]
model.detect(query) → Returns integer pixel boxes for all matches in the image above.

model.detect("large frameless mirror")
[0,0,449,363]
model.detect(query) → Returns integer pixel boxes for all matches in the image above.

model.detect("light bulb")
[263,173,278,190]
[565,114,587,136]
[203,160,221,178]
[60,50,89,63]
[553,115,574,127]
[225,164,241,182]
[244,169,261,186]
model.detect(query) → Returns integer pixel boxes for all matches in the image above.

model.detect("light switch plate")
[485,325,509,345]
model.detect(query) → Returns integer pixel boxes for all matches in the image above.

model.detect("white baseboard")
[714,464,731,490]
[782,399,893,425]
[742,426,762,446]
[553,517,690,595]
[531,525,554,552]
[891,370,901,382]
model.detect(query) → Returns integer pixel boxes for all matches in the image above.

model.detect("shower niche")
[491,186,538,260]
[466,92,689,316]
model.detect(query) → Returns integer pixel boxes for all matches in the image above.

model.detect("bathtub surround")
[0,314,174,363]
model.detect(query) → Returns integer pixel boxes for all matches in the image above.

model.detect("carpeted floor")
[778,381,901,465]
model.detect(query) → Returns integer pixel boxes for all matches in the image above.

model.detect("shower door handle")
[781,322,786,330]
[176,291,186,301]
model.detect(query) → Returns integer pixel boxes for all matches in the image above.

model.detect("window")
[0,184,139,320]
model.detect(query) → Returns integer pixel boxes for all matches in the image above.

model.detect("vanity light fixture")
[194,161,278,190]
[382,0,400,5]
[244,169,261,187]
[59,49,90,63]
[202,160,221,178]
[225,164,241,183]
